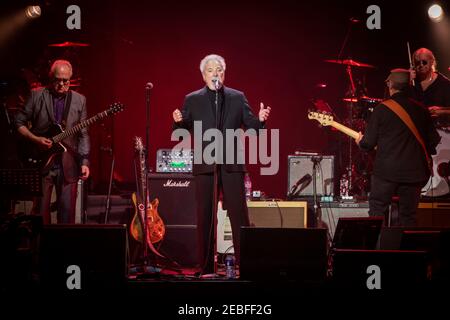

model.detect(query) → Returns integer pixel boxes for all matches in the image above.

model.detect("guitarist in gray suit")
[173,54,271,274]
[15,60,90,224]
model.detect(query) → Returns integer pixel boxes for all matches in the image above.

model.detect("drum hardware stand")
[343,65,357,200]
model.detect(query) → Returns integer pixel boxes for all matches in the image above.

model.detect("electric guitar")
[21,102,124,170]
[307,110,359,139]
[130,137,165,254]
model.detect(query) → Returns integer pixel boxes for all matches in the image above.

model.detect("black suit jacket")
[173,86,264,175]
[359,92,440,183]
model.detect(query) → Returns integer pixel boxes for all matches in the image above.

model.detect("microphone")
[145,82,153,90]
[212,77,220,90]
[288,174,312,197]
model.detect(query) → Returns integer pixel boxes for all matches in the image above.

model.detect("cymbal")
[48,41,90,47]
[325,59,375,68]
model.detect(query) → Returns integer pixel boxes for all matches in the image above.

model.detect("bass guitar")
[21,102,124,170]
[307,110,359,139]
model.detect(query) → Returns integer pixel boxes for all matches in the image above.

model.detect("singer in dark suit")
[173,54,271,274]
[15,60,90,224]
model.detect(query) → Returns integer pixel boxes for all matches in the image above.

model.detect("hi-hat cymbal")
[48,41,90,47]
[325,59,375,68]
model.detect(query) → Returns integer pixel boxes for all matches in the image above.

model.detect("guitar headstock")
[307,110,334,126]
[134,136,144,152]
[107,102,125,115]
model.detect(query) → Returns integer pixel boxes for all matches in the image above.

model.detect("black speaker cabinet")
[287,154,335,197]
[39,224,128,291]
[247,201,307,228]
[418,202,450,227]
[148,173,198,267]
[240,227,328,282]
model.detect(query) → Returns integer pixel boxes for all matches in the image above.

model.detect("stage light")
[25,6,41,19]
[428,4,444,22]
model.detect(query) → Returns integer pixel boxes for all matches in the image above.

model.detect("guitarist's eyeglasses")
[53,77,70,84]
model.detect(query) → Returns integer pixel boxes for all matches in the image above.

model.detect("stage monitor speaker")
[39,224,128,291]
[240,227,328,282]
[418,202,450,227]
[379,226,450,281]
[287,154,334,197]
[320,201,370,239]
[148,173,198,267]
[332,217,384,250]
[332,249,428,290]
[247,201,307,228]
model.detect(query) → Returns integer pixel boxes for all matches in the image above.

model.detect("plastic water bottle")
[224,254,236,279]
[244,173,252,201]
[340,173,349,198]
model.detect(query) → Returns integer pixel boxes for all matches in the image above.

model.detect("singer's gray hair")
[49,59,73,78]
[199,54,226,73]
[413,48,437,72]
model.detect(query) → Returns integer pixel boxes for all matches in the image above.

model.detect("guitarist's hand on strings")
[35,136,53,149]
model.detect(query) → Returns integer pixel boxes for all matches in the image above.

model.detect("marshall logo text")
[163,180,191,187]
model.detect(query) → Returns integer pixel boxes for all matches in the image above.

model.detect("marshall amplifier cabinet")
[148,173,198,266]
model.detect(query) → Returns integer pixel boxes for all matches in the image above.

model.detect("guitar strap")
[382,99,433,175]
[61,90,73,128]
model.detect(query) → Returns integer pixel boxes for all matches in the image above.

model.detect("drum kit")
[323,57,382,199]
[322,58,450,199]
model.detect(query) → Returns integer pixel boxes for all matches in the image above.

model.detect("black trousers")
[195,167,249,273]
[369,175,424,227]
[39,167,77,224]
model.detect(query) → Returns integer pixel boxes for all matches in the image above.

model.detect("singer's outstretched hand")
[259,102,271,122]
[173,108,183,122]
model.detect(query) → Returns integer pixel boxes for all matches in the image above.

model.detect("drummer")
[411,48,450,126]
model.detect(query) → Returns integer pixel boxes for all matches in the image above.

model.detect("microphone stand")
[143,83,152,271]
[104,118,115,224]
[212,80,220,275]
[311,156,323,227]
[145,83,153,168]
[104,148,114,224]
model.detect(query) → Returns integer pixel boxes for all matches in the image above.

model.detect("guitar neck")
[53,110,110,143]
[330,121,359,140]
